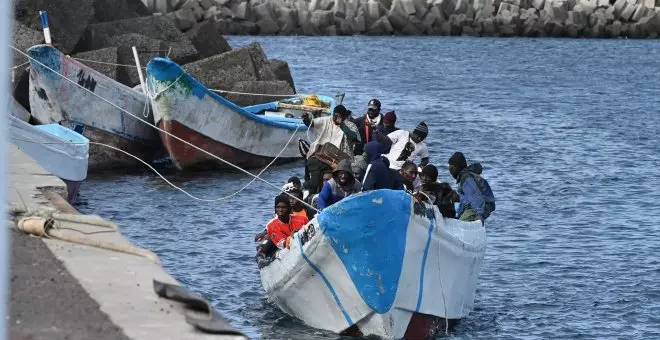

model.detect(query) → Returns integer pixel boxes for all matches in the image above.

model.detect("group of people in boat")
[255,99,495,262]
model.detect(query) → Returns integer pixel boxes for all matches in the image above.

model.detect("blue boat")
[259,189,487,339]
[9,114,89,203]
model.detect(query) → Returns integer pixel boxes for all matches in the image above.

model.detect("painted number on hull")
[76,70,97,92]
[300,223,316,247]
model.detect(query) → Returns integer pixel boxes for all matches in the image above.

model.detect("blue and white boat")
[27,44,161,171]
[9,115,89,203]
[259,190,487,339]
[146,57,337,171]
[242,94,340,119]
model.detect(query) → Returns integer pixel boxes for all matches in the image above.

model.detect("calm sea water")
[78,36,660,339]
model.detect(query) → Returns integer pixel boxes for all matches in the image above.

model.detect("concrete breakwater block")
[185,20,232,59]
[182,47,258,91]
[72,47,121,81]
[93,0,151,23]
[89,0,660,38]
[11,22,43,68]
[104,34,167,86]
[221,80,295,106]
[14,0,95,55]
[269,59,296,92]
[247,42,277,81]
[79,15,198,64]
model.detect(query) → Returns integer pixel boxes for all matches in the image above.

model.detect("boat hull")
[9,115,89,203]
[146,57,310,171]
[27,44,161,171]
[259,190,487,339]
[157,119,299,171]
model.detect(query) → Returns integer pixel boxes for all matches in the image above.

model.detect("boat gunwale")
[146,57,315,132]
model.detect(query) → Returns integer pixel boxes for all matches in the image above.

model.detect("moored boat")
[145,57,336,171]
[27,44,161,171]
[243,94,340,119]
[9,115,89,203]
[259,189,487,339]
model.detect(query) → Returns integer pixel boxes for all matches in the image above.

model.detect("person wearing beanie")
[413,164,460,219]
[373,121,430,171]
[353,98,385,156]
[381,111,398,134]
[420,164,439,185]
[448,152,496,224]
[256,194,309,259]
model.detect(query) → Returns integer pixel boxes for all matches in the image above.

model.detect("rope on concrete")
[11,215,161,264]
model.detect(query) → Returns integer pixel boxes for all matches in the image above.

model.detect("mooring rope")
[10,45,319,212]
[9,121,299,203]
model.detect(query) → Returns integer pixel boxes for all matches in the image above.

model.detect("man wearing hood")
[448,152,496,224]
[375,121,430,171]
[354,99,385,156]
[317,159,362,210]
[361,141,395,191]
[415,164,460,218]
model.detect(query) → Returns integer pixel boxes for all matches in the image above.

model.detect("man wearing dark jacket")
[361,141,395,191]
[448,152,496,224]
[354,99,384,156]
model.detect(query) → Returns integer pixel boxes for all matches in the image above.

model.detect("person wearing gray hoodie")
[317,159,362,210]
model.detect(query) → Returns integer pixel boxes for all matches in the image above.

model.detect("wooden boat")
[9,115,89,203]
[27,44,161,171]
[259,190,487,339]
[242,94,340,119]
[145,57,336,171]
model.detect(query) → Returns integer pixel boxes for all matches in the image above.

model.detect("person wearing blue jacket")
[317,159,362,210]
[448,152,496,224]
[361,141,396,191]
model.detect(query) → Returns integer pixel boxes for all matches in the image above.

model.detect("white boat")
[145,57,336,171]
[259,189,487,339]
[9,115,89,203]
[27,44,161,171]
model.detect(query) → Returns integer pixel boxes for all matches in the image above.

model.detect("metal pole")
[0,1,13,339]
[131,46,147,94]
[39,11,52,45]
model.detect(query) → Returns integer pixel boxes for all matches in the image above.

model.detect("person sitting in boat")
[448,152,496,224]
[353,99,384,156]
[352,162,366,183]
[281,176,302,193]
[415,164,460,218]
[301,105,360,196]
[351,151,368,182]
[256,194,309,260]
[288,187,316,220]
[374,121,430,171]
[397,161,419,191]
[317,159,362,211]
[361,141,396,191]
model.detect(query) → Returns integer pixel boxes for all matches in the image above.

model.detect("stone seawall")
[143,0,660,38]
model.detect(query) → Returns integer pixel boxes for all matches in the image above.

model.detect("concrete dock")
[7,144,247,340]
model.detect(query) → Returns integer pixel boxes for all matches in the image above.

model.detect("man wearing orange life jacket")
[256,194,308,260]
